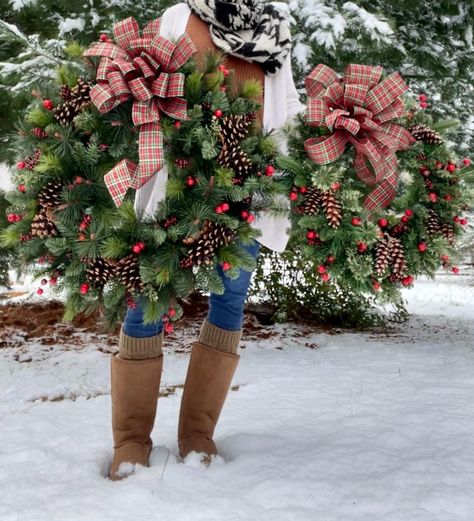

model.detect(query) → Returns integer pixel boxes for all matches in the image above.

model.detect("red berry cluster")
[240,210,255,223]
[132,242,146,254]
[215,202,230,214]
[78,214,92,232]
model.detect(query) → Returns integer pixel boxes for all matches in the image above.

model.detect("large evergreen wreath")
[1,18,289,328]
[278,64,473,301]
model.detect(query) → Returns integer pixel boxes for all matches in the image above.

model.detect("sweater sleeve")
[285,53,305,118]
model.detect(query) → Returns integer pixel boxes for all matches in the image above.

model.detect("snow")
[1,275,474,520]
[0,163,12,191]
[58,18,86,36]
[9,0,36,10]
[343,2,394,40]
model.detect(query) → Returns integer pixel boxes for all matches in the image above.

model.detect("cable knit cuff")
[118,327,164,360]
[199,320,242,355]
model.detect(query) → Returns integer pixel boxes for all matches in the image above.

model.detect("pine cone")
[60,84,73,101]
[408,123,443,146]
[25,149,41,170]
[53,78,91,125]
[181,220,236,267]
[389,237,407,280]
[426,210,442,235]
[219,114,253,146]
[114,255,144,292]
[441,223,455,245]
[217,143,253,178]
[38,181,63,208]
[162,216,178,229]
[86,257,114,288]
[31,209,58,238]
[321,190,342,229]
[303,187,322,216]
[375,235,391,276]
[32,127,48,139]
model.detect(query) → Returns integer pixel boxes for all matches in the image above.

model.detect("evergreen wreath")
[278,63,473,302]
[1,17,289,329]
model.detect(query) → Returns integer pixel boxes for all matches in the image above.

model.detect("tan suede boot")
[178,321,241,464]
[109,330,163,481]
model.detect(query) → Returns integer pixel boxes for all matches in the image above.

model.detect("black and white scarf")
[185,0,292,75]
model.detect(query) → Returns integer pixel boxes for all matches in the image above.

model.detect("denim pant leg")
[207,240,261,331]
[122,298,163,338]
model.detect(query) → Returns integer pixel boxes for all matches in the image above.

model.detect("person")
[109,0,304,481]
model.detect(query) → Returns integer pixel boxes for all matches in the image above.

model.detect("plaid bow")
[84,17,197,206]
[304,64,415,212]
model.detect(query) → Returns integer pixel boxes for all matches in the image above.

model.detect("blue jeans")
[123,241,261,337]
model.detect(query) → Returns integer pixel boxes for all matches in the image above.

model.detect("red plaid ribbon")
[304,64,415,212]
[84,17,196,206]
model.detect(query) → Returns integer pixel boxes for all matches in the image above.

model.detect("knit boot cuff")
[118,327,164,360]
[199,320,242,355]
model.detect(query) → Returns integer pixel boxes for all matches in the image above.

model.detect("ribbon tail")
[104,159,140,207]
[363,155,399,212]
[136,122,164,188]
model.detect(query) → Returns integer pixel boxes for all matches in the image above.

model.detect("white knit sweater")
[134,2,304,252]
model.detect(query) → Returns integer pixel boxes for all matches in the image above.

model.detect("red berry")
[214,109,223,118]
[452,266,460,274]
[40,278,47,285]
[326,255,335,264]
[186,176,196,187]
[138,242,146,251]
[246,214,255,223]
[419,93,427,102]
[435,161,444,170]
[401,216,409,224]
[373,281,381,291]
[402,275,414,287]
[444,194,453,202]
[418,242,427,253]
[321,273,330,282]
[132,244,142,254]
[289,192,298,201]
[221,202,230,212]
[306,230,316,240]
[241,210,249,220]
[460,218,468,226]
[453,216,460,223]
[75,176,84,185]
[80,283,89,295]
[168,308,177,318]
[37,288,44,296]
[99,33,108,42]
[49,278,57,286]
[441,254,450,262]
[7,214,15,223]
[447,163,456,173]
[42,99,54,111]
[222,261,232,271]
[174,121,182,129]
[317,265,326,274]
[299,186,307,193]
[378,218,388,228]
[463,158,471,166]
[265,165,276,177]
[164,322,174,335]
[357,242,368,253]
[79,222,88,231]
[78,234,87,241]
[17,161,26,170]
[428,192,438,203]
[18,184,26,193]
[215,205,224,214]
[420,101,428,109]
[404,209,413,217]
[351,217,362,226]
[331,182,341,191]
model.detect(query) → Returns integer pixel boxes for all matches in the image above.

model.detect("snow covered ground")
[1,277,474,521]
